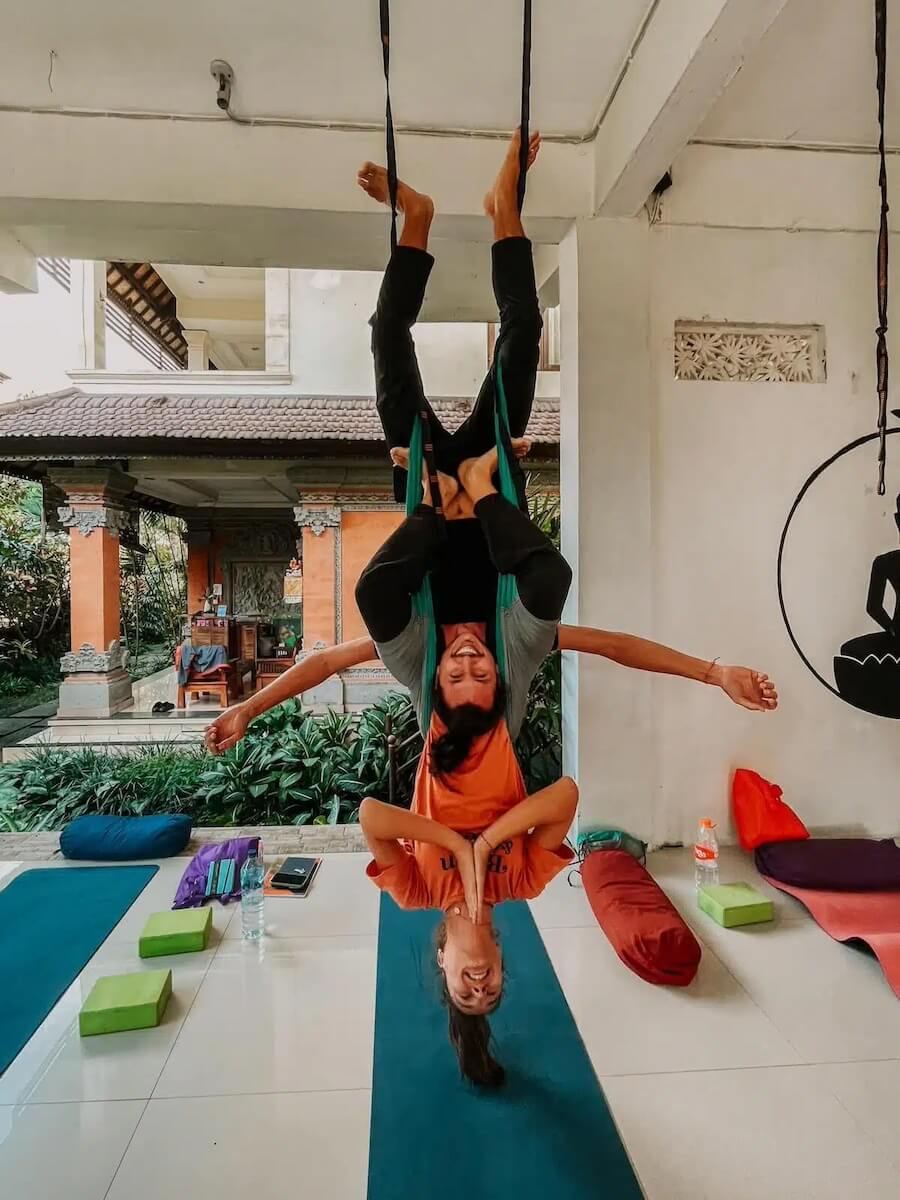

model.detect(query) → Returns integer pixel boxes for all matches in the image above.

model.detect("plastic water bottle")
[240,847,265,939]
[694,818,719,890]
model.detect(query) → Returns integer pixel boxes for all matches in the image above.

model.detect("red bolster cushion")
[581,850,701,987]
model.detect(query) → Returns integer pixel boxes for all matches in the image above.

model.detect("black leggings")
[370,237,542,502]
[356,494,571,645]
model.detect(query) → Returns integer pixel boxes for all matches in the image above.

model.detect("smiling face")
[436,623,499,711]
[437,918,503,1016]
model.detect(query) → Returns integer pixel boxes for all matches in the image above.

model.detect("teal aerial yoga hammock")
[384,0,533,726]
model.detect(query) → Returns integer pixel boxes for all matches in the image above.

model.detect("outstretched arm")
[204,636,376,753]
[557,625,778,712]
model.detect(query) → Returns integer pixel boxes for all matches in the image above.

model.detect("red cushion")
[580,850,701,987]
[732,768,809,852]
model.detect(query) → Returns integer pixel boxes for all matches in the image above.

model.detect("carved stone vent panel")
[674,322,826,383]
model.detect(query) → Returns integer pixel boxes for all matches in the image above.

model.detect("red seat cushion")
[581,850,701,987]
[732,768,809,852]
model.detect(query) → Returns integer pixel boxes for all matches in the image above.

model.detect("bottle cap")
[700,818,716,829]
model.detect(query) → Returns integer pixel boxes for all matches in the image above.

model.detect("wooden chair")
[254,657,294,692]
[175,644,236,710]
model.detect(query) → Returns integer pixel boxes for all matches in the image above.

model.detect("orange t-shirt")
[366,718,573,911]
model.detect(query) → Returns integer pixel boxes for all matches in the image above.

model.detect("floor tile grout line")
[827,1085,900,1176]
[0,1086,377,1110]
[102,901,228,1200]
[132,1086,375,1102]
[101,1097,150,1200]
[597,1056,900,1080]
[4,1059,898,1105]
[683,932,810,1064]
[540,918,810,1070]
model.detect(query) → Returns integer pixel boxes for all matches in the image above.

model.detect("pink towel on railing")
[762,875,900,998]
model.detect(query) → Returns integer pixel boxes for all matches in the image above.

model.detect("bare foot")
[357,163,434,222]
[392,447,461,513]
[483,131,541,218]
[458,439,531,499]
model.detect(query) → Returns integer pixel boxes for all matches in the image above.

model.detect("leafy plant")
[515,651,562,792]
[120,511,187,660]
[0,476,69,676]
[0,692,433,833]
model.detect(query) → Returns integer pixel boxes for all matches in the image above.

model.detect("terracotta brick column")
[184,525,212,616]
[293,504,340,651]
[293,501,342,711]
[50,468,136,718]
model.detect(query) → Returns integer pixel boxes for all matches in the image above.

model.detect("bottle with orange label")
[694,818,719,890]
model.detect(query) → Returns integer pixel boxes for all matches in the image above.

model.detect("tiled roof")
[0,389,560,444]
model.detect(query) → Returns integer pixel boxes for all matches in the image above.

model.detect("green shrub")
[0,692,425,832]
[515,650,562,792]
[0,659,561,832]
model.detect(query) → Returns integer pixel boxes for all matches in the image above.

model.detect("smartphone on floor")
[269,856,322,897]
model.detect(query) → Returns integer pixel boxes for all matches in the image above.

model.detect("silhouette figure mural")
[834,489,900,717]
[778,422,900,721]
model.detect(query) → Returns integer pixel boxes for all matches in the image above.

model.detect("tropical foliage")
[0,672,562,832]
[120,511,187,656]
[0,694,422,832]
[0,477,186,714]
[0,477,69,676]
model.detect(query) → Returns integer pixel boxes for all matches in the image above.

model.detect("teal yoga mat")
[368,896,644,1200]
[0,865,158,1074]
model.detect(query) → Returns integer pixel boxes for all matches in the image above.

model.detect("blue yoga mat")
[0,865,158,1075]
[369,896,643,1199]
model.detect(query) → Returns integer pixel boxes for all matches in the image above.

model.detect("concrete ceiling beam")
[593,0,791,217]
[0,110,589,272]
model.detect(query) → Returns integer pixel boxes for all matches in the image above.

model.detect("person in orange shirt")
[359,711,577,1086]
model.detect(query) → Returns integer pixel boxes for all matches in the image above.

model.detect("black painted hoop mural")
[777,425,900,718]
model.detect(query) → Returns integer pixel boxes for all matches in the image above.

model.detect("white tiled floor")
[0,848,897,1200]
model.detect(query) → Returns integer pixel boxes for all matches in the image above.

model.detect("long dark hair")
[435,920,505,1089]
[430,676,507,779]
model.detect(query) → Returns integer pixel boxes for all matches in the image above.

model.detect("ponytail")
[435,920,505,1089]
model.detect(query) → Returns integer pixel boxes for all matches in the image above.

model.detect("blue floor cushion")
[60,814,192,861]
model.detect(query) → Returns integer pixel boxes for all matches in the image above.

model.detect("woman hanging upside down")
[205,130,779,1088]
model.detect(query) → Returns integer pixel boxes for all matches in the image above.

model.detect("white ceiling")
[154,265,265,370]
[1,0,652,139]
[699,0,900,148]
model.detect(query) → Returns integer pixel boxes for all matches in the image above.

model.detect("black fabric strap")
[379,0,399,252]
[379,0,443,518]
[875,0,889,495]
[377,0,534,513]
[517,0,532,214]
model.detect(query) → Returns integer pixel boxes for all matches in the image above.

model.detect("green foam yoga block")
[697,882,774,928]
[139,907,212,958]
[79,969,172,1037]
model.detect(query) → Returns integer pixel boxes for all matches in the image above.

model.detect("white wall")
[0,263,157,404]
[290,268,559,401]
[648,222,900,844]
[0,268,77,403]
